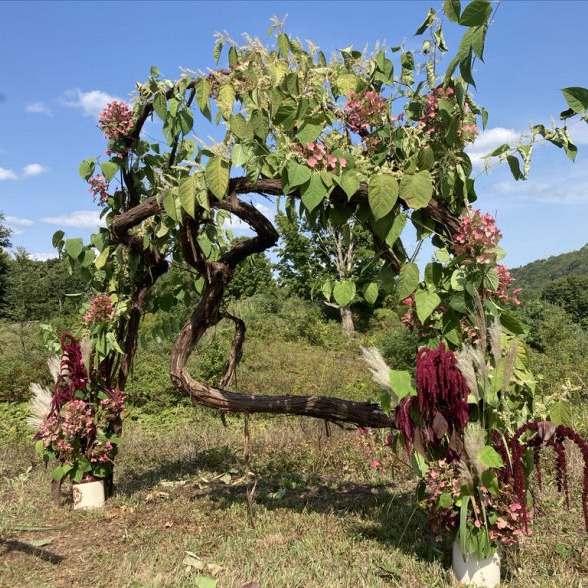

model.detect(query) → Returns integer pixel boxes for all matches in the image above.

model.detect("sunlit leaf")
[389,369,415,401]
[444,0,461,22]
[300,173,326,212]
[362,282,379,305]
[286,160,312,188]
[204,156,230,200]
[477,445,503,468]
[399,171,433,209]
[549,399,572,426]
[561,86,588,114]
[78,157,95,180]
[99,160,118,181]
[368,173,399,220]
[179,175,197,218]
[216,84,235,119]
[333,280,356,306]
[64,238,84,259]
[415,289,441,323]
[397,262,419,301]
[459,0,491,27]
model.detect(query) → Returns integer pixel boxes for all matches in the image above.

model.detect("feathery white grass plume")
[80,335,92,374]
[47,357,60,381]
[360,346,398,407]
[463,422,487,480]
[456,344,485,401]
[27,357,59,429]
[488,318,502,367]
[26,383,52,429]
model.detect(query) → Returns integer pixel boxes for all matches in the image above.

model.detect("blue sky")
[1,0,587,268]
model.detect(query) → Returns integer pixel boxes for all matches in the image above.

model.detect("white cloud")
[41,210,104,229]
[466,127,520,168]
[5,215,34,227]
[0,166,17,181]
[22,163,47,177]
[61,88,118,118]
[489,166,588,205]
[25,102,52,115]
[0,163,48,180]
[30,252,58,261]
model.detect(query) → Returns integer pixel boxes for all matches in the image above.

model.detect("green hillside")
[511,243,588,292]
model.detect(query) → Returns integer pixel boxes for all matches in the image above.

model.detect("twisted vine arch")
[56,1,579,431]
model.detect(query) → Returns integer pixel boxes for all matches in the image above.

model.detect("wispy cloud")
[61,88,118,118]
[466,127,520,168]
[25,102,52,115]
[5,215,34,227]
[41,210,104,229]
[5,215,34,235]
[0,167,18,181]
[30,252,58,261]
[22,163,47,177]
[0,163,48,180]
[489,166,588,205]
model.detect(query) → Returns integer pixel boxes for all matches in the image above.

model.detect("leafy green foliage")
[542,274,588,329]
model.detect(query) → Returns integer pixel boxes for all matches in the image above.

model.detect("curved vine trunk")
[108,177,460,431]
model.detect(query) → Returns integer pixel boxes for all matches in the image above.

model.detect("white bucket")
[452,539,501,587]
[72,479,106,510]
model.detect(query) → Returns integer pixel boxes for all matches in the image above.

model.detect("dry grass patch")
[1,405,588,587]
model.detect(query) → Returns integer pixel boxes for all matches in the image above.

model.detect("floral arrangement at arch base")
[30,332,124,496]
[363,208,588,570]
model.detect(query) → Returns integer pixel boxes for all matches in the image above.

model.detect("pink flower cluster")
[83,294,115,326]
[419,86,454,134]
[452,209,502,264]
[87,173,109,205]
[98,100,134,140]
[419,86,477,142]
[489,264,522,305]
[37,399,95,462]
[420,458,532,545]
[344,90,388,135]
[293,142,346,172]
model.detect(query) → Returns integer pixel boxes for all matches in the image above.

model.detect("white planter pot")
[72,479,105,510]
[452,539,500,587]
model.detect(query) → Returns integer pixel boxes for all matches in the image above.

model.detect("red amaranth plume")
[415,343,470,433]
[395,343,470,456]
[500,421,588,533]
[50,333,89,414]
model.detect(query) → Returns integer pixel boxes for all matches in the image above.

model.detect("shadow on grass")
[0,538,63,564]
[114,444,241,495]
[115,443,446,565]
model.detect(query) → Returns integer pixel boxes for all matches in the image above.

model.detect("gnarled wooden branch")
[107,175,460,428]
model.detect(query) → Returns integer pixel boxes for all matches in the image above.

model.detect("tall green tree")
[0,212,12,309]
[275,209,381,332]
[542,273,588,329]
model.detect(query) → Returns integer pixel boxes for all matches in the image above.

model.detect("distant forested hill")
[510,243,588,293]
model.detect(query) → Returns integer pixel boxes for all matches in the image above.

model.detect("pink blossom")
[87,174,109,205]
[344,89,388,135]
[98,100,134,141]
[295,141,345,172]
[452,209,502,263]
[83,293,115,325]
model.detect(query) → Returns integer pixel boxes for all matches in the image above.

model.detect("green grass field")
[1,313,587,587]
